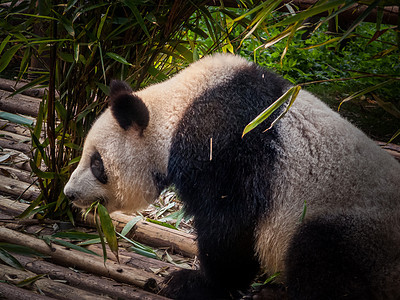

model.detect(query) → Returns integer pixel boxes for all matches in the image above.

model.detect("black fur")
[151,171,170,195]
[285,215,380,300]
[109,80,149,131]
[90,151,107,184]
[165,65,288,298]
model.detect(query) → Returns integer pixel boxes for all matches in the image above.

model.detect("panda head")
[64,80,162,213]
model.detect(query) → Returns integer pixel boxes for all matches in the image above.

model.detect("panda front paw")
[161,269,229,300]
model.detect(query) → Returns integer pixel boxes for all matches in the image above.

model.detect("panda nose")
[64,190,78,201]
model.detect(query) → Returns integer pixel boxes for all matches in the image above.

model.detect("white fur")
[64,54,253,213]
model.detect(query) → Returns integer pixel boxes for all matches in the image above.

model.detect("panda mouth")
[71,197,107,211]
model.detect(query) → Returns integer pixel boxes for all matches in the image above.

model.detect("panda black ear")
[109,80,149,131]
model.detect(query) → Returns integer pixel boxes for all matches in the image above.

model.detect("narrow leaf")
[242,86,300,136]
[0,247,24,270]
[106,52,133,66]
[52,231,99,240]
[339,79,395,109]
[121,216,142,237]
[97,204,119,262]
[0,35,11,56]
[16,274,46,287]
[123,1,150,38]
[0,112,33,126]
[0,44,22,73]
[50,238,99,256]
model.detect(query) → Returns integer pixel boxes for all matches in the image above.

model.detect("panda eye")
[90,151,108,184]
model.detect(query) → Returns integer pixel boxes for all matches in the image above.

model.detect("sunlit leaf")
[242,85,301,136]
[339,79,395,109]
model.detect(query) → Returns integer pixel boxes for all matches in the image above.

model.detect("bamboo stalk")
[0,227,162,291]
[0,281,54,300]
[15,255,169,300]
[0,264,112,300]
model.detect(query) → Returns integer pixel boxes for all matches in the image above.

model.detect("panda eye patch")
[90,151,108,184]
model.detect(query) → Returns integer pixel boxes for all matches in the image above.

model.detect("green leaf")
[0,35,11,56]
[0,44,23,73]
[338,0,380,43]
[121,216,142,237]
[130,246,158,259]
[339,79,395,109]
[29,160,55,179]
[16,274,46,287]
[116,232,158,259]
[299,200,307,223]
[388,129,400,144]
[97,6,110,39]
[274,0,348,27]
[77,238,102,246]
[0,243,45,257]
[0,111,33,126]
[105,52,133,66]
[50,238,99,256]
[52,231,99,240]
[242,85,301,136]
[0,247,24,270]
[17,193,43,219]
[123,1,150,38]
[97,204,119,262]
[146,218,177,230]
[147,66,168,82]
[9,75,47,97]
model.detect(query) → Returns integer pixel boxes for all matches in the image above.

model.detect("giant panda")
[64,53,400,299]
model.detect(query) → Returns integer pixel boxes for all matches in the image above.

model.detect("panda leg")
[162,221,260,299]
[285,215,376,300]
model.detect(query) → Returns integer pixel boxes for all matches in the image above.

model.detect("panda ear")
[109,80,149,131]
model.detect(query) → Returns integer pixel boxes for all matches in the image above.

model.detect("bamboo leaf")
[77,238,102,246]
[123,1,150,38]
[17,193,43,219]
[30,160,55,179]
[50,238,99,256]
[338,0,380,43]
[16,274,46,287]
[9,75,47,97]
[0,44,22,73]
[0,35,11,56]
[116,232,158,259]
[106,52,133,66]
[0,247,24,270]
[388,129,400,144]
[0,243,45,257]
[97,6,110,39]
[274,0,348,27]
[97,203,119,262]
[339,79,395,109]
[146,218,178,230]
[121,216,142,237]
[0,112,34,126]
[242,86,301,136]
[52,231,99,240]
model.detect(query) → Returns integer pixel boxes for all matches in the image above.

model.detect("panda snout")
[64,189,78,202]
